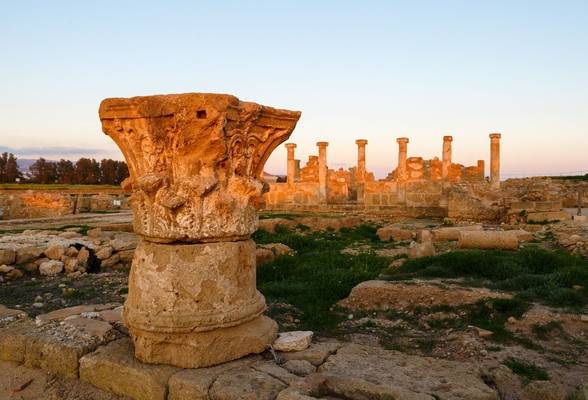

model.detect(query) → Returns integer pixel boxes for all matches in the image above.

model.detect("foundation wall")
[0,189,129,220]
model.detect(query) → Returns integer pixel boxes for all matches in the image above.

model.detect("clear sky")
[1,0,586,178]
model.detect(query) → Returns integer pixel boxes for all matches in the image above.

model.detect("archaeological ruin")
[265,133,585,223]
[0,92,586,400]
[99,93,301,368]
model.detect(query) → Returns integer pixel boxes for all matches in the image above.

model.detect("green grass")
[503,357,550,382]
[255,224,390,332]
[385,247,588,309]
[0,183,122,190]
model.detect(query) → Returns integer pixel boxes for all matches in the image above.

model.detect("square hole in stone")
[196,110,207,119]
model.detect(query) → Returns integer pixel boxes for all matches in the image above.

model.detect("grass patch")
[503,357,550,382]
[255,224,390,332]
[385,247,588,309]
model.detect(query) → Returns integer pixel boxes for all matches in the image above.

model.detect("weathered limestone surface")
[80,338,180,400]
[100,93,300,368]
[458,230,519,250]
[100,93,301,242]
[339,280,511,311]
[317,344,498,400]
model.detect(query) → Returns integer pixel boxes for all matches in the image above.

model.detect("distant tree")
[0,152,7,183]
[99,159,118,184]
[114,161,129,184]
[30,158,57,183]
[75,158,100,184]
[5,153,20,182]
[55,159,76,184]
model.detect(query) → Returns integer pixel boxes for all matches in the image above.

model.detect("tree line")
[0,152,129,185]
[0,152,21,183]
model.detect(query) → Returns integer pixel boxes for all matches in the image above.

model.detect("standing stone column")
[317,141,329,203]
[396,137,409,182]
[294,159,301,181]
[489,133,501,189]
[477,160,485,180]
[99,93,300,368]
[355,139,368,181]
[285,143,297,186]
[442,135,453,180]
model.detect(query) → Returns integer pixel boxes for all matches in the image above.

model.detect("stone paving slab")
[80,338,180,400]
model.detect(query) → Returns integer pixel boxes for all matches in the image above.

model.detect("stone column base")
[129,315,277,368]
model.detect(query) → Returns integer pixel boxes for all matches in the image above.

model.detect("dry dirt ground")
[0,212,587,399]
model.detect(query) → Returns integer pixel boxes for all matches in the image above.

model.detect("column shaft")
[489,133,501,188]
[317,142,329,202]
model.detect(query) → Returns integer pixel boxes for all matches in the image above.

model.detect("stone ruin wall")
[264,134,584,223]
[0,189,130,220]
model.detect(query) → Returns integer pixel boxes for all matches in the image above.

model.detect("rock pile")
[0,228,138,280]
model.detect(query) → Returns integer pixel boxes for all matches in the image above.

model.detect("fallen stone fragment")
[458,230,519,250]
[95,246,113,260]
[260,243,295,257]
[256,248,275,265]
[473,326,493,338]
[16,247,44,264]
[377,226,415,242]
[80,338,180,400]
[274,331,313,352]
[432,225,483,242]
[44,244,65,260]
[38,260,64,276]
[77,248,90,268]
[408,240,435,259]
[0,249,16,265]
[318,344,498,400]
[339,280,511,311]
[0,265,14,273]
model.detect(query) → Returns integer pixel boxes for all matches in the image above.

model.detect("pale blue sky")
[1,0,586,178]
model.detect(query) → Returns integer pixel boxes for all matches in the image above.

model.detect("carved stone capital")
[99,93,300,242]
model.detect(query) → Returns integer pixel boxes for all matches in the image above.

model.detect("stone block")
[273,331,313,352]
[80,338,180,400]
[432,225,483,242]
[527,211,571,223]
[256,248,275,265]
[44,244,65,260]
[15,246,43,264]
[132,315,278,369]
[0,320,32,362]
[458,231,519,250]
[0,249,16,265]
[39,260,64,275]
[168,357,259,400]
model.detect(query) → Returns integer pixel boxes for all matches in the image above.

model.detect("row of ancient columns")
[285,132,502,192]
[396,134,501,187]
